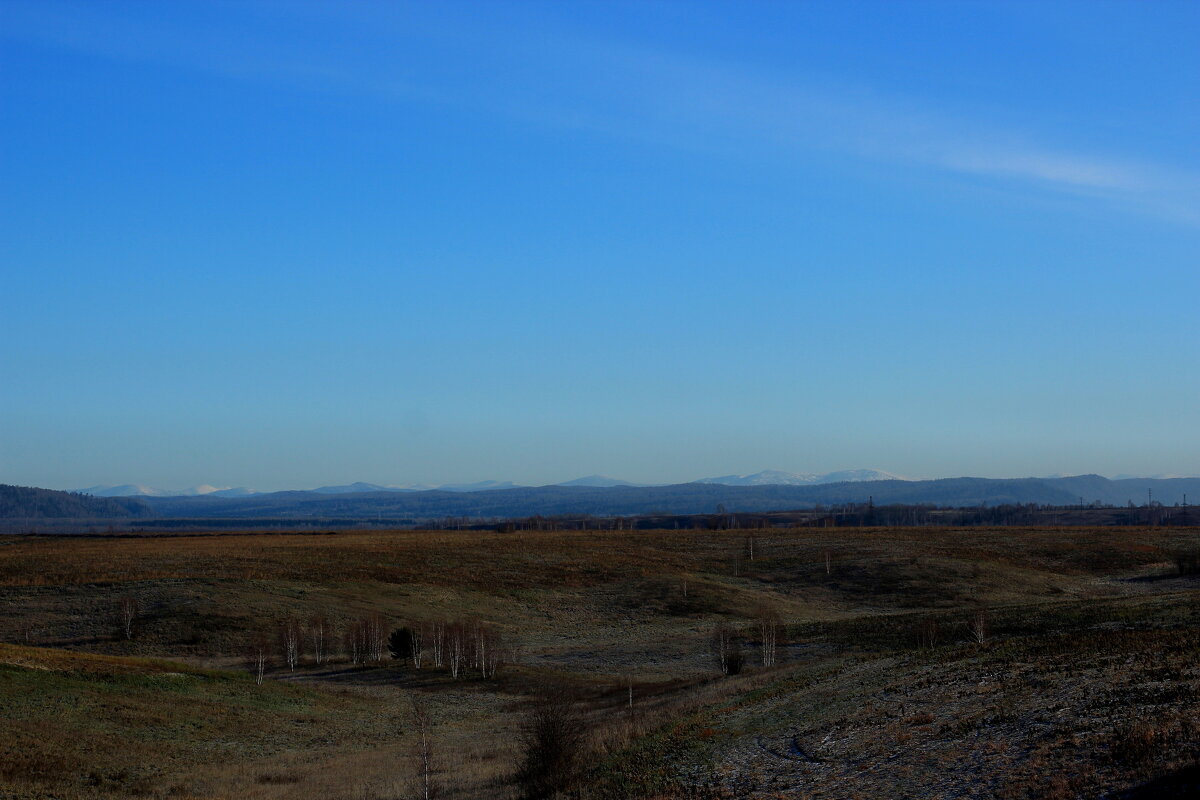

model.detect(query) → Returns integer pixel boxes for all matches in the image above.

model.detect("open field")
[2,526,1199,798]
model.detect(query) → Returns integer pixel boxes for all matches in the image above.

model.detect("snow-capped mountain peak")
[695,469,907,486]
[77,484,256,497]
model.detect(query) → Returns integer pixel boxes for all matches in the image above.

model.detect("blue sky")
[2,0,1198,491]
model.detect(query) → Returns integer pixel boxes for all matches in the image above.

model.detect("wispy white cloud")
[940,150,1145,192]
[554,41,1200,224]
[4,0,1198,225]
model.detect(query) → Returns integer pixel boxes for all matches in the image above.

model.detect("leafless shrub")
[119,596,139,640]
[516,691,588,799]
[967,608,989,644]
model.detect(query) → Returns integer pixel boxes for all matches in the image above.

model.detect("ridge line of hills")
[4,474,1200,521]
[76,469,908,497]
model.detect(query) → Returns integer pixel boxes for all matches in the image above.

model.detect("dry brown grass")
[1,526,1198,799]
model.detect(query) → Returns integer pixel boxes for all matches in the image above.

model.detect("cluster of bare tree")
[916,618,941,649]
[711,623,744,676]
[907,606,993,652]
[711,607,785,676]
[245,614,509,683]
[915,608,992,650]
[344,613,389,665]
[757,608,782,667]
[401,618,507,679]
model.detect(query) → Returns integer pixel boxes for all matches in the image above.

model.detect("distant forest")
[3,474,1199,528]
[0,485,151,519]
[137,475,1200,520]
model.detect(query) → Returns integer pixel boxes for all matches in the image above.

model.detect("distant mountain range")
[28,472,1194,524]
[556,475,644,488]
[77,469,904,497]
[4,473,1199,523]
[312,482,432,494]
[25,474,1190,522]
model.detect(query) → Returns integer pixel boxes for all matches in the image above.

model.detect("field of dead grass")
[0,526,1197,798]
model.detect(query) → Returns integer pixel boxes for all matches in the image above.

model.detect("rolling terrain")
[1,525,1199,798]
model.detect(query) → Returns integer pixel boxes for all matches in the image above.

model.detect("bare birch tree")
[446,621,467,679]
[467,617,484,672]
[248,632,270,685]
[757,608,783,667]
[430,620,446,669]
[409,624,424,669]
[345,620,366,666]
[365,612,388,663]
[279,618,301,671]
[711,623,743,675]
[477,624,503,679]
[119,596,139,640]
[308,613,329,665]
[411,695,439,799]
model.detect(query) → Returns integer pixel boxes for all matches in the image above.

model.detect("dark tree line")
[0,484,151,519]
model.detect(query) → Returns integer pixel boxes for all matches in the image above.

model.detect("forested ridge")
[0,485,152,519]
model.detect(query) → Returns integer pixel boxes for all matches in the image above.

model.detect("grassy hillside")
[1,526,1198,798]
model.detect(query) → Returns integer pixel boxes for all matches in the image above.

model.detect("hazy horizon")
[39,467,1200,496]
[3,1,1198,492]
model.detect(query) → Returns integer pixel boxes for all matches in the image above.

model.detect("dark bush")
[1173,550,1200,576]
[388,627,414,663]
[516,691,588,799]
[726,644,744,676]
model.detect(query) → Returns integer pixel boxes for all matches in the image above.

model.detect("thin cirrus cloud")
[551,42,1199,224]
[4,1,1197,226]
